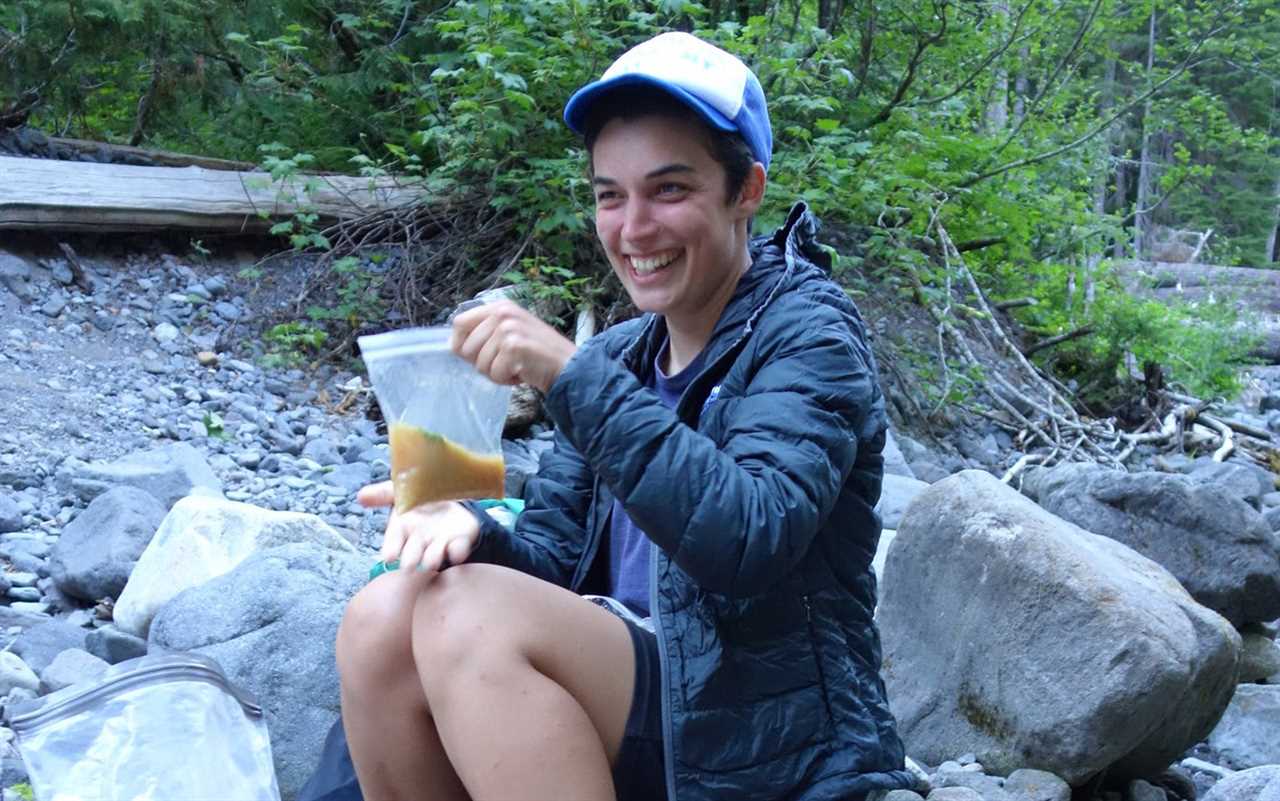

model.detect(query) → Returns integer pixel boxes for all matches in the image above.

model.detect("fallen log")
[0,154,422,233]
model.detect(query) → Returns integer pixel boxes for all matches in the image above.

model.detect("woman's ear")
[735,162,767,220]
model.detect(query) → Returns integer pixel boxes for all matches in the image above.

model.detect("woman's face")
[591,114,763,332]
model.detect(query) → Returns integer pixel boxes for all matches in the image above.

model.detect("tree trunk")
[1013,48,1029,125]
[1084,55,1118,312]
[129,60,163,147]
[986,1,1010,131]
[1266,172,1280,264]
[1134,5,1157,260]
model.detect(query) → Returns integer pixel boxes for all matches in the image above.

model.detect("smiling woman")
[587,111,764,373]
[327,30,913,801]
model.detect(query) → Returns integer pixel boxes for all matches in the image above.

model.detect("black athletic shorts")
[584,596,668,801]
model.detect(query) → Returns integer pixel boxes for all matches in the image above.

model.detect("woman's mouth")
[628,249,681,276]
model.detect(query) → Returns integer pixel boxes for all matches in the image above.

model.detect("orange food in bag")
[388,422,505,511]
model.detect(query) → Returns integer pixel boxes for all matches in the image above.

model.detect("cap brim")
[564,74,737,137]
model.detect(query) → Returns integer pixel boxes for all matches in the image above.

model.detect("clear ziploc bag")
[358,326,512,512]
[5,652,280,801]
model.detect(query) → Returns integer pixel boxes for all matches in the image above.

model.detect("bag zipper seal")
[7,657,264,734]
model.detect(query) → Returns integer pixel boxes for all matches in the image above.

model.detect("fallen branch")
[1022,325,1094,357]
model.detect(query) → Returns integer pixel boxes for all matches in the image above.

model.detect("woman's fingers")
[378,502,481,572]
[444,535,473,569]
[357,481,395,508]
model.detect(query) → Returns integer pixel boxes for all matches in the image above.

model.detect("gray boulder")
[875,474,929,529]
[55,442,222,510]
[1023,463,1280,626]
[39,648,110,693]
[1188,457,1274,509]
[1201,764,1280,801]
[883,429,916,479]
[0,250,33,302]
[880,470,1241,785]
[10,620,89,674]
[148,542,367,801]
[1004,769,1071,801]
[0,494,21,533]
[1206,683,1280,768]
[114,495,356,638]
[84,625,149,665]
[0,652,40,696]
[1240,631,1280,683]
[49,486,167,602]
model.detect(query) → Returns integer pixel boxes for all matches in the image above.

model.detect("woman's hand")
[450,300,577,393]
[357,481,481,573]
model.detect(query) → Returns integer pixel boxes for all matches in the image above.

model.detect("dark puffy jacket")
[470,203,914,800]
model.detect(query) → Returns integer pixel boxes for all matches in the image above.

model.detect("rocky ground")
[0,233,1277,800]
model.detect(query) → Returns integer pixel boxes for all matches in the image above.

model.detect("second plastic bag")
[358,326,512,511]
[6,652,280,801]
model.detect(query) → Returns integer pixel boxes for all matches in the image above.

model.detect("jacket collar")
[620,201,821,375]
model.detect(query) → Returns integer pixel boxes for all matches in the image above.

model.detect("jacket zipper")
[802,594,835,722]
[622,208,811,801]
[652,544,680,801]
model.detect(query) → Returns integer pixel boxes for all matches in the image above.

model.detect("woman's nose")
[621,198,658,242]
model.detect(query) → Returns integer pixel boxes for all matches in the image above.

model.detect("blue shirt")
[607,341,708,617]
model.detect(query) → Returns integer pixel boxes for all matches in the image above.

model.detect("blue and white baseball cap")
[564,32,773,172]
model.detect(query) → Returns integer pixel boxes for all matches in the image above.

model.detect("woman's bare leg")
[410,563,637,801]
[337,563,638,801]
[336,567,470,801]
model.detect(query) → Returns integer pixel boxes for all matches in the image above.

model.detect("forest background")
[2,0,1279,415]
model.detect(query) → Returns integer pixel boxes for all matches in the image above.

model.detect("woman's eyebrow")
[592,163,696,186]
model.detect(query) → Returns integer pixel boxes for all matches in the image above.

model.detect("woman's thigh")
[410,562,638,764]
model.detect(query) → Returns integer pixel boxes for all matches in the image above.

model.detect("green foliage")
[202,410,228,440]
[1008,260,1257,400]
[306,255,385,330]
[503,257,605,326]
[4,0,1275,404]
[262,321,328,367]
[9,784,34,801]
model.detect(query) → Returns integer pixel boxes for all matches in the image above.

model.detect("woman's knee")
[410,564,516,679]
[336,571,421,684]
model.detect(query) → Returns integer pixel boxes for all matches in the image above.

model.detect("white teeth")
[631,250,679,275]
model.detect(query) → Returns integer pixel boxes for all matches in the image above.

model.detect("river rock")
[39,648,110,694]
[880,470,1241,785]
[49,486,167,602]
[148,542,367,801]
[0,652,40,697]
[875,474,929,529]
[1205,683,1280,768]
[114,495,357,638]
[0,494,21,534]
[1240,630,1280,683]
[1201,764,1280,801]
[1188,457,1275,509]
[9,620,89,675]
[1022,463,1280,626]
[55,442,223,509]
[883,428,915,479]
[84,625,149,665]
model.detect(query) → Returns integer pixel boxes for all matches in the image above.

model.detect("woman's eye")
[595,191,618,203]
[657,183,687,196]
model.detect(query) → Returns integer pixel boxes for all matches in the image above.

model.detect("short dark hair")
[581,86,756,205]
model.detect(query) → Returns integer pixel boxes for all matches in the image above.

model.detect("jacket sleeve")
[543,303,878,599]
[464,426,594,588]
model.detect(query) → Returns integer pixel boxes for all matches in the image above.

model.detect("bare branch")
[863,1,948,128]
[916,0,1037,108]
[992,0,1105,155]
